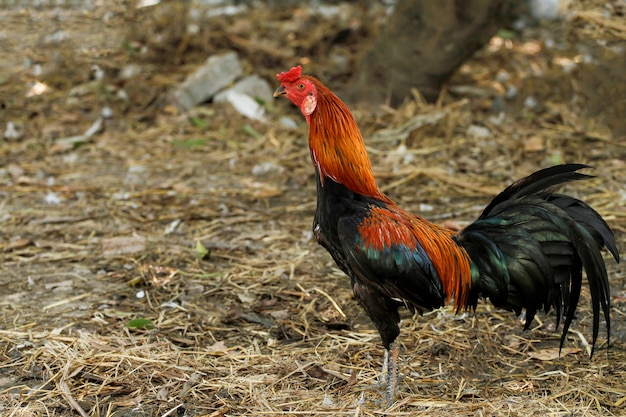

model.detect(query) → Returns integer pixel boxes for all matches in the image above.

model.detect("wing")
[337,205,447,312]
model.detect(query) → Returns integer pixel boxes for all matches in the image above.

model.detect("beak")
[273,86,286,97]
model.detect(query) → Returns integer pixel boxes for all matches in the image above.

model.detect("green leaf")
[496,29,516,39]
[242,124,262,139]
[189,116,209,128]
[126,318,155,330]
[195,240,210,260]
[172,138,208,149]
[126,276,143,286]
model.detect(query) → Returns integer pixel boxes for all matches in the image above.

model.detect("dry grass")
[0,1,625,416]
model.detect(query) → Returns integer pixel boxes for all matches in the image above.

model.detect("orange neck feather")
[304,77,472,308]
[305,77,391,203]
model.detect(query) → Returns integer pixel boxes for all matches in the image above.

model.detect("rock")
[120,64,142,80]
[213,74,273,104]
[169,51,242,111]
[4,122,24,141]
[251,161,284,176]
[279,117,298,129]
[213,74,272,122]
[206,4,247,17]
[44,191,62,205]
[529,0,566,21]
[467,124,491,139]
[524,96,538,109]
[221,91,267,122]
[505,85,518,100]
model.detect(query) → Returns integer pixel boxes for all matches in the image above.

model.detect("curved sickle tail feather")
[458,164,619,356]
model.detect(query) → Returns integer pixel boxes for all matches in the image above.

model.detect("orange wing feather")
[358,205,472,310]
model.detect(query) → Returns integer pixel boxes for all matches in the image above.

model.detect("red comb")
[276,66,302,83]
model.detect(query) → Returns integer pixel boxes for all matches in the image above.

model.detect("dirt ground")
[1,1,625,416]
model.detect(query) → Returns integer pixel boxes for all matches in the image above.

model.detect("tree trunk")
[351,0,517,105]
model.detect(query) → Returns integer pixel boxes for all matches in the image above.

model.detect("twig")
[57,362,89,417]
[312,287,347,319]
[570,329,592,356]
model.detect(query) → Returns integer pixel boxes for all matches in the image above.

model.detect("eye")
[297,83,305,90]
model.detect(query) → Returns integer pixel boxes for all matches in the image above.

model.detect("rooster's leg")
[383,341,399,405]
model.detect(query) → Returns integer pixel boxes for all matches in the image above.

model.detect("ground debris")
[0,1,624,417]
[102,235,147,256]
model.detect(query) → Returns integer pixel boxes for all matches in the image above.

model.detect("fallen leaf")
[156,386,168,401]
[126,318,155,330]
[206,340,228,353]
[236,291,256,304]
[524,136,545,152]
[269,309,290,320]
[528,347,581,361]
[194,240,210,260]
[1,238,31,251]
[6,164,24,180]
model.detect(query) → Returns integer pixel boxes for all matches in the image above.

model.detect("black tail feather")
[459,164,618,356]
[479,164,593,217]
[548,195,620,262]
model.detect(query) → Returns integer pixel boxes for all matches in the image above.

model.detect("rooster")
[273,66,619,402]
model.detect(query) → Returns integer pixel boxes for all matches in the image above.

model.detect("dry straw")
[1,0,625,416]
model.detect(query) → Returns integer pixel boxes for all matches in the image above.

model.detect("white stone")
[279,117,298,129]
[4,122,24,140]
[467,124,491,138]
[524,96,538,109]
[223,91,267,122]
[214,74,273,104]
[529,0,566,20]
[252,161,284,176]
[169,51,242,111]
[44,191,62,205]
